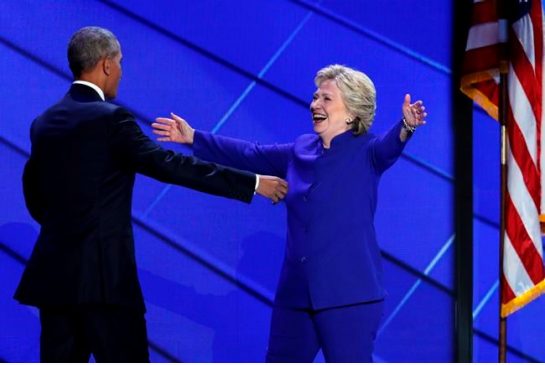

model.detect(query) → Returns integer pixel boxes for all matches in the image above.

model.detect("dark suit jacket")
[15,84,256,312]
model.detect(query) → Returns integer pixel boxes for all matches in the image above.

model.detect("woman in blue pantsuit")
[153,65,427,362]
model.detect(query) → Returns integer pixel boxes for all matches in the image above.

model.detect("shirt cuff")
[254,174,260,194]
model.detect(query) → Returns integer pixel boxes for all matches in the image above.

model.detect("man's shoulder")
[100,101,131,117]
[72,98,134,122]
[36,97,134,129]
[106,103,137,127]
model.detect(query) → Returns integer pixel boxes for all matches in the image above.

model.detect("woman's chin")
[313,123,325,134]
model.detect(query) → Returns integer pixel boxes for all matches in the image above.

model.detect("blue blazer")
[193,121,409,309]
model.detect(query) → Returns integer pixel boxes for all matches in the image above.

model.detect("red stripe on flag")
[506,107,541,207]
[463,44,502,74]
[505,194,545,284]
[531,1,543,179]
[531,0,543,89]
[510,28,542,121]
[472,0,498,25]
[501,273,517,304]
[474,79,500,107]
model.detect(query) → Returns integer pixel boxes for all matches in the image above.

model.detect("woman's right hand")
[152,112,195,144]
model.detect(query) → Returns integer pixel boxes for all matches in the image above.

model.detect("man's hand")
[256,175,288,203]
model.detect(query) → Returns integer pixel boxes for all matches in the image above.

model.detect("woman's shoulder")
[294,133,320,145]
[291,133,321,156]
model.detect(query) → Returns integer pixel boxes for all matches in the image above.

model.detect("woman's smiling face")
[310,79,351,146]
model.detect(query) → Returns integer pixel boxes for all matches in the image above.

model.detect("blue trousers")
[266,300,384,363]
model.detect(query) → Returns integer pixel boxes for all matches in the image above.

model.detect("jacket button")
[303,195,308,202]
[300,256,307,263]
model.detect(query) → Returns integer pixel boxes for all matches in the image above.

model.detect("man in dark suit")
[14,26,287,363]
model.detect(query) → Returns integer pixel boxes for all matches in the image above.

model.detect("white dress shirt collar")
[72,80,105,101]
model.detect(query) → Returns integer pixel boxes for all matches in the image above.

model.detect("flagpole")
[498,2,509,359]
[498,67,507,362]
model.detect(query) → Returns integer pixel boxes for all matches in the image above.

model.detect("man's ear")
[102,58,111,76]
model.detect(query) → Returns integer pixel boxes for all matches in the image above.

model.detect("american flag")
[461,0,545,317]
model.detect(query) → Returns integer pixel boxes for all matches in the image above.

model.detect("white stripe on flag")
[504,234,535,296]
[507,140,542,254]
[512,15,536,70]
[509,65,538,163]
[466,22,500,50]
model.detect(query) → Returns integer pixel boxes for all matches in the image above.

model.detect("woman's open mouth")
[313,113,327,124]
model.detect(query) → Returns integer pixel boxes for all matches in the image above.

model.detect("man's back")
[17,84,146,310]
[15,83,258,311]
[28,84,132,232]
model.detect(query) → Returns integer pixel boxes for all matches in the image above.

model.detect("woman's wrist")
[401,117,416,133]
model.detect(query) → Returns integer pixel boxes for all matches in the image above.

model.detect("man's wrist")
[189,128,195,144]
[254,174,260,194]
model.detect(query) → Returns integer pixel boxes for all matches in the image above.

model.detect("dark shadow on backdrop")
[139,231,282,362]
[452,0,474,362]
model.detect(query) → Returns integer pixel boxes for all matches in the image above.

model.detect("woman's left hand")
[152,113,195,144]
[402,94,427,129]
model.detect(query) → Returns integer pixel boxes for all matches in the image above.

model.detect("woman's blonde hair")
[314,64,376,135]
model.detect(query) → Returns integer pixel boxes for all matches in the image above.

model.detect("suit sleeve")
[369,120,410,174]
[22,156,44,223]
[193,130,292,178]
[109,107,256,203]
[22,119,45,223]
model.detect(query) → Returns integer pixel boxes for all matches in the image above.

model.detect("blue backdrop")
[0,0,543,362]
